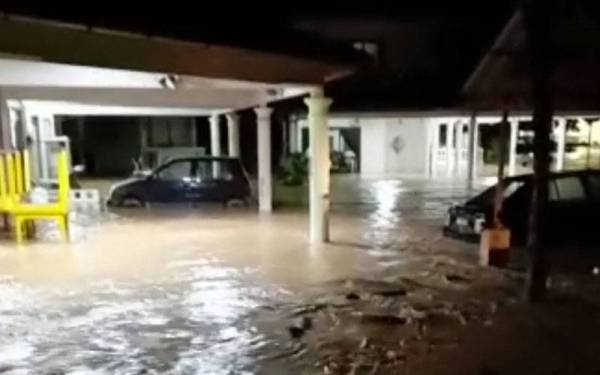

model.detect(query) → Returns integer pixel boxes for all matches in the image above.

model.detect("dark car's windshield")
[467,179,527,207]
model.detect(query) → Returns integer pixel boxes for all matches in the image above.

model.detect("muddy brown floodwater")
[0,177,598,374]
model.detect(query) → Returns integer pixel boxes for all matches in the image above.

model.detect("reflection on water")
[0,261,288,374]
[370,180,401,226]
[0,177,476,373]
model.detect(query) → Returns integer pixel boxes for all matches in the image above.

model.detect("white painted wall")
[381,118,429,176]
[299,116,430,177]
[359,119,386,176]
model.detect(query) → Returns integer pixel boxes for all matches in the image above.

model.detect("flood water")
[0,177,503,374]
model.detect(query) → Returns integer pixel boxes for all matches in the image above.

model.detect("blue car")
[107,157,252,207]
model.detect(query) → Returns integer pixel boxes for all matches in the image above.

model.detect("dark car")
[443,170,600,245]
[107,156,252,207]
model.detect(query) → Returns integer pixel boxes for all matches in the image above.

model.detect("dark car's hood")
[450,203,486,214]
[109,176,145,195]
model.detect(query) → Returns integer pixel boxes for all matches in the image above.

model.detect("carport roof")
[0,10,359,85]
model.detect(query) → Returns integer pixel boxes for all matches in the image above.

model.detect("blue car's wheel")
[224,197,248,208]
[120,195,145,208]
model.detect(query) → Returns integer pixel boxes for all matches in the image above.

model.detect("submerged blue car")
[107,157,252,207]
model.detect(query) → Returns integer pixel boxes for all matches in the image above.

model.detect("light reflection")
[369,180,402,229]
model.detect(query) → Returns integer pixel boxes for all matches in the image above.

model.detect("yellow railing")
[0,149,70,243]
[0,151,28,211]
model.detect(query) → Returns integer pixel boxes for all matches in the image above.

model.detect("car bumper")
[443,205,486,243]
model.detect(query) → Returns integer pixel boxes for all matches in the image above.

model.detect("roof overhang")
[0,14,354,85]
[0,13,357,118]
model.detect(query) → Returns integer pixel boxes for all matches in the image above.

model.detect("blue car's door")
[192,159,223,202]
[146,159,194,203]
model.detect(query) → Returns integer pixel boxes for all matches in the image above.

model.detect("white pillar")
[38,114,55,180]
[226,113,240,158]
[255,106,273,213]
[429,121,440,178]
[139,118,147,149]
[555,118,566,171]
[446,122,455,177]
[508,119,519,176]
[297,122,304,153]
[305,92,333,243]
[78,117,86,166]
[467,113,478,185]
[289,115,299,154]
[210,114,221,157]
[0,93,11,150]
[210,114,221,178]
[189,118,197,147]
[454,121,464,176]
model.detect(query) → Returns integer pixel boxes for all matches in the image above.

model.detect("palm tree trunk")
[522,0,556,302]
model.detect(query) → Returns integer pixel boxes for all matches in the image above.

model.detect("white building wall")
[381,118,429,176]
[359,119,386,176]
[300,116,431,177]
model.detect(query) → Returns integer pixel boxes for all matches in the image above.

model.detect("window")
[551,176,585,201]
[158,160,193,180]
[439,124,447,147]
[196,160,237,182]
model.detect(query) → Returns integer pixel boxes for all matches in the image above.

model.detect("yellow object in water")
[11,149,70,243]
[0,154,8,211]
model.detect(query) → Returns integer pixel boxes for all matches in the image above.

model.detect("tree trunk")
[522,0,556,302]
[493,110,509,228]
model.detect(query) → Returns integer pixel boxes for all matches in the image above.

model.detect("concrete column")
[189,118,197,147]
[139,118,147,149]
[226,113,240,158]
[467,113,478,185]
[555,118,566,171]
[255,106,273,213]
[210,114,221,178]
[0,92,11,150]
[297,121,304,153]
[508,119,519,176]
[304,91,333,243]
[210,114,221,157]
[289,115,299,154]
[38,114,55,180]
[454,121,464,176]
[429,121,440,178]
[446,122,455,177]
[77,117,86,167]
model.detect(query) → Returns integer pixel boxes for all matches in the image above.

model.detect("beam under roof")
[2,86,272,111]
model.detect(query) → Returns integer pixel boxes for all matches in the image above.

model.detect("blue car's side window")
[158,161,192,181]
[196,160,234,182]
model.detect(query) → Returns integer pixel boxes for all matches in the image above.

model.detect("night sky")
[0,1,517,61]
